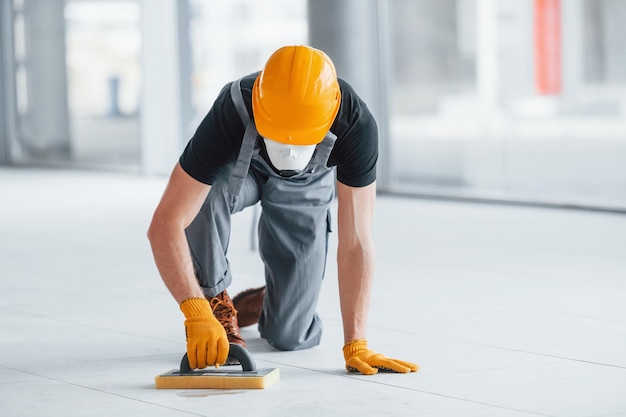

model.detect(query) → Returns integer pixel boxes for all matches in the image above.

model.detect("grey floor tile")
[1,168,625,417]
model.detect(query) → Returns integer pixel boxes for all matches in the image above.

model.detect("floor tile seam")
[588,413,626,417]
[368,292,626,325]
[412,296,626,325]
[365,324,626,369]
[408,263,626,289]
[384,239,626,263]
[538,312,626,325]
[454,342,626,370]
[39,352,188,367]
[255,356,626,390]
[0,308,181,345]
[415,360,569,378]
[459,345,626,371]
[0,366,44,385]
[0,365,208,417]
[428,367,626,388]
[244,360,555,417]
[316,368,558,417]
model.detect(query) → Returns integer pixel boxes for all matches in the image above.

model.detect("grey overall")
[185,78,337,351]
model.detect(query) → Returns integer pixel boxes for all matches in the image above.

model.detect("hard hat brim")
[252,74,341,146]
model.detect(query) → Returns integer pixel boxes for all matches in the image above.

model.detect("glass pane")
[388,0,626,210]
[188,1,308,122]
[7,0,141,170]
[13,13,26,61]
[392,0,476,116]
[15,66,28,115]
[64,0,141,169]
[389,0,481,192]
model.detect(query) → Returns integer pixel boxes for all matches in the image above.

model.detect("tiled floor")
[1,167,625,417]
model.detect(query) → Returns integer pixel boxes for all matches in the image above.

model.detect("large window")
[3,0,142,170]
[64,0,141,169]
[2,0,624,211]
[387,0,626,210]
[2,0,307,172]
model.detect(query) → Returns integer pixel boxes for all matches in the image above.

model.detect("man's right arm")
[148,163,229,368]
[147,162,211,303]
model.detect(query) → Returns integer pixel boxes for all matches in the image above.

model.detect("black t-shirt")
[179,72,378,187]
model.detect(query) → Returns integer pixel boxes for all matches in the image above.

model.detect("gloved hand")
[343,339,419,375]
[180,297,229,369]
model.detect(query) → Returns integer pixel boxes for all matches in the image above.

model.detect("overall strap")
[309,130,337,167]
[230,77,250,122]
[227,78,258,196]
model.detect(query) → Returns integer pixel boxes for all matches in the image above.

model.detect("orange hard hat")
[252,45,341,146]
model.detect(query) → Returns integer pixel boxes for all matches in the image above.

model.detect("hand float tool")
[155,343,279,389]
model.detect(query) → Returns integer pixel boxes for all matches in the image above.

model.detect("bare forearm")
[148,223,204,304]
[337,241,376,344]
[336,181,377,345]
[147,163,210,304]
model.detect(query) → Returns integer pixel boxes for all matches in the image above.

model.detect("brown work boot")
[207,290,246,350]
[232,286,266,327]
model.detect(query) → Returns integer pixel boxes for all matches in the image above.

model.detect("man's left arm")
[336,181,419,375]
[336,181,376,343]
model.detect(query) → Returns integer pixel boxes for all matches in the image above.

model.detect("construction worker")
[148,45,418,376]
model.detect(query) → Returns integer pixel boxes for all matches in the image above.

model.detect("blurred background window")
[387,0,626,210]
[64,0,141,169]
[1,0,625,211]
[187,0,307,126]
[4,0,142,170]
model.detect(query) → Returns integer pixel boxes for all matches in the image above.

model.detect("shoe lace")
[209,297,237,333]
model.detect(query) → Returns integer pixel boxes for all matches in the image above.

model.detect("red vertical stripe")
[534,0,561,94]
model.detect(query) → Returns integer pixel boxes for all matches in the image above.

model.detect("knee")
[260,318,323,351]
[265,332,322,351]
[267,338,299,352]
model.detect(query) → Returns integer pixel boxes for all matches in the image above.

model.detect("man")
[148,45,418,376]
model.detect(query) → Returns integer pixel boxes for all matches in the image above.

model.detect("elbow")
[147,213,166,244]
[147,218,158,244]
[338,238,375,261]
[147,211,188,245]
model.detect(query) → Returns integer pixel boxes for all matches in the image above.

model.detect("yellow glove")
[343,339,420,375]
[180,297,229,369]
